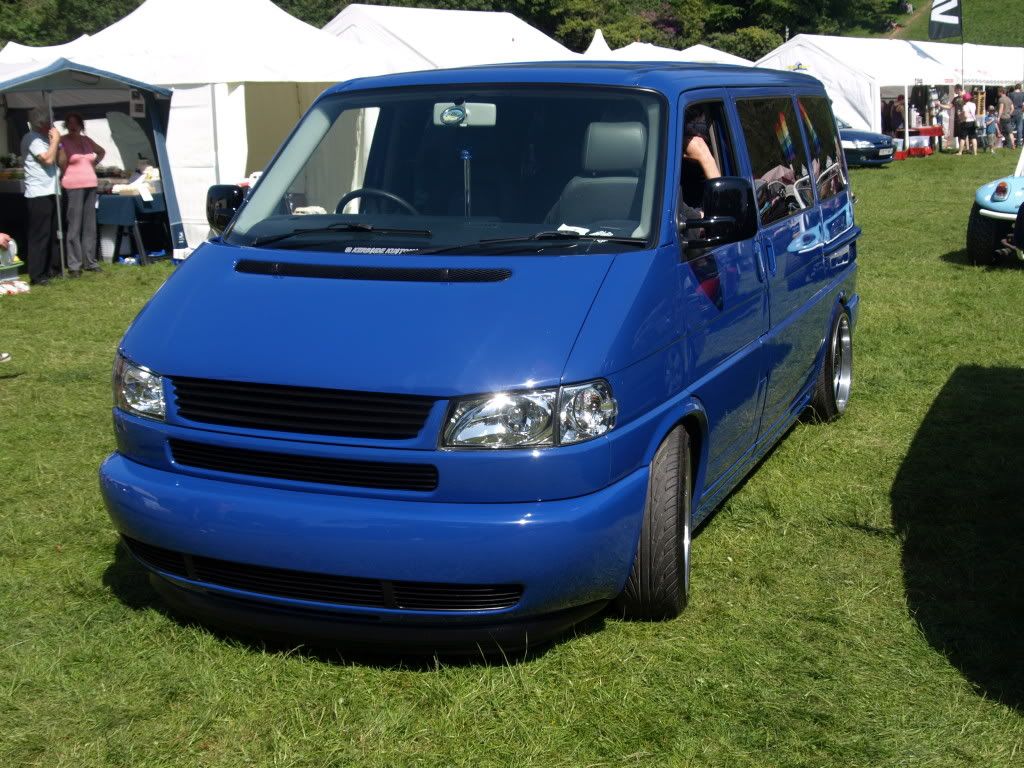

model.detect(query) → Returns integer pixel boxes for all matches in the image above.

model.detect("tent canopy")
[0,58,170,96]
[0,57,185,254]
[586,40,751,66]
[585,29,613,57]
[0,0,376,85]
[324,4,574,70]
[680,44,751,67]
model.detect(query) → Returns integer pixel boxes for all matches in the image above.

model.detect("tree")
[707,26,783,61]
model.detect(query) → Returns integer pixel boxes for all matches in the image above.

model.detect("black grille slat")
[169,439,438,492]
[171,377,435,440]
[235,260,512,284]
[123,538,188,577]
[122,537,522,612]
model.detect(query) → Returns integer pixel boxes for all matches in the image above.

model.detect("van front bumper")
[100,452,647,649]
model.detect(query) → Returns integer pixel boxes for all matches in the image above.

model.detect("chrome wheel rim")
[832,314,853,413]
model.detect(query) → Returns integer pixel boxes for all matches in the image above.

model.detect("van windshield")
[227,86,664,254]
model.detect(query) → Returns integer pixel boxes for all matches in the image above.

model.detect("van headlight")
[113,355,165,420]
[443,380,616,449]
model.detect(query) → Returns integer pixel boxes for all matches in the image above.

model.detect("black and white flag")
[929,0,963,40]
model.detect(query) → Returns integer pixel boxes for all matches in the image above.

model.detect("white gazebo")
[324,4,575,69]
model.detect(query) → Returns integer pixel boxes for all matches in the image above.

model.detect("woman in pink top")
[58,113,105,275]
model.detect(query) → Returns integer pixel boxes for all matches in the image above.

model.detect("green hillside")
[894,0,1024,48]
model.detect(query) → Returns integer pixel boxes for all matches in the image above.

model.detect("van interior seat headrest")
[583,121,646,175]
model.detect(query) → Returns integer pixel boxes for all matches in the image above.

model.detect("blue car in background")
[101,62,860,652]
[837,117,894,166]
[968,149,1024,265]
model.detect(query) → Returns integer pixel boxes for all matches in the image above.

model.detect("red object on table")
[909,125,944,137]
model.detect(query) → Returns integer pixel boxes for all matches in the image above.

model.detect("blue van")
[101,63,859,650]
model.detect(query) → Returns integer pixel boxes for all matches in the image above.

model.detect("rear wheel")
[966,203,1005,266]
[616,426,691,620]
[808,309,853,423]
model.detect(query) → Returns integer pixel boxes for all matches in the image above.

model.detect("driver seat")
[546,121,647,227]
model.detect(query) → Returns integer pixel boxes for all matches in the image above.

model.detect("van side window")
[798,96,848,202]
[736,98,812,226]
[680,101,735,215]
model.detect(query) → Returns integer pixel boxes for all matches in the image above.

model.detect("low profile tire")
[808,309,853,423]
[966,203,1003,266]
[616,426,691,620]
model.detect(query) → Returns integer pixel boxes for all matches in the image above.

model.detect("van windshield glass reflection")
[227,87,664,254]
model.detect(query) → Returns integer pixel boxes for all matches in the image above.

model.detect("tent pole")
[210,83,221,184]
[47,92,66,278]
[904,84,910,155]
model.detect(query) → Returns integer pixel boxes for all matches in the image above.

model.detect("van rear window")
[736,98,812,226]
[798,96,849,202]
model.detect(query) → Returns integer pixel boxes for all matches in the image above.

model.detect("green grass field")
[1,151,1023,766]
[894,0,1024,47]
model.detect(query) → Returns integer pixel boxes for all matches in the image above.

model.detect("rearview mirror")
[432,102,497,127]
[682,177,758,250]
[206,185,245,235]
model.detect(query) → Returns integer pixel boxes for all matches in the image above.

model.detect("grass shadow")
[102,540,602,669]
[891,365,1024,710]
[940,248,1024,268]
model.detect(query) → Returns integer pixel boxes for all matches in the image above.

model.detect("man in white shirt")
[20,109,61,285]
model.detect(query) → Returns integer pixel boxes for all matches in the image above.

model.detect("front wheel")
[616,426,691,620]
[808,309,853,422]
[966,203,1004,266]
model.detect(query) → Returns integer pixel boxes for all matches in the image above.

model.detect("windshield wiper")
[416,230,648,255]
[251,222,432,248]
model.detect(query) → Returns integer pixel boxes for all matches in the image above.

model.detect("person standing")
[1011,83,1024,149]
[58,113,105,275]
[983,106,998,153]
[20,110,61,285]
[996,87,1015,149]
[941,84,964,152]
[957,91,978,156]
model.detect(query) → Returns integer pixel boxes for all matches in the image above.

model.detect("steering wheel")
[336,187,419,215]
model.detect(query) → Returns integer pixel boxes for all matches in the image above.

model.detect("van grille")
[123,537,523,612]
[169,438,438,492]
[171,377,435,439]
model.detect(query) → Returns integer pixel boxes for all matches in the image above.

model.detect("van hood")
[121,242,615,397]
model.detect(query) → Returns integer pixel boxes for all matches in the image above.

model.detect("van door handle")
[753,243,765,282]
[764,241,777,275]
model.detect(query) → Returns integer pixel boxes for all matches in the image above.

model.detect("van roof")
[326,60,822,97]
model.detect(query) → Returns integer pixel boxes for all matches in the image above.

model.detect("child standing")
[983,106,998,153]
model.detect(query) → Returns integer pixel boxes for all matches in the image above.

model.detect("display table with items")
[97,191,168,264]
[909,124,945,154]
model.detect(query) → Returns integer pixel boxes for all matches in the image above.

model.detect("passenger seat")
[546,121,646,229]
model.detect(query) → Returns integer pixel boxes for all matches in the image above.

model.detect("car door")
[677,90,769,487]
[734,93,825,439]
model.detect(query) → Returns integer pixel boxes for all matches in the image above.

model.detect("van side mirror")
[206,185,245,234]
[681,177,758,250]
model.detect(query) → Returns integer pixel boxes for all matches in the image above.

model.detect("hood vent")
[236,260,511,283]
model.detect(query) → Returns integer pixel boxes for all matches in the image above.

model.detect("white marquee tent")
[582,36,752,66]
[324,4,575,69]
[0,0,398,252]
[910,41,1024,87]
[756,34,958,133]
[585,29,613,58]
